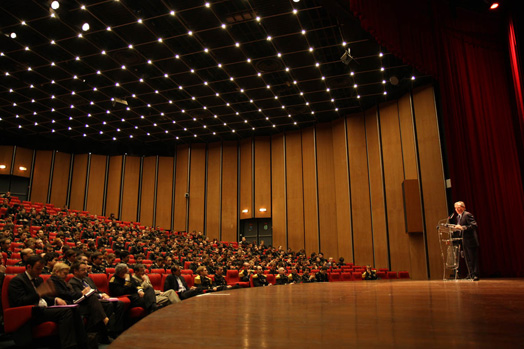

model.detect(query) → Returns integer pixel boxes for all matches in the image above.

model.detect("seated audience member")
[91,252,106,274]
[194,266,215,292]
[105,253,117,268]
[213,266,230,289]
[301,268,316,283]
[109,263,157,314]
[239,262,253,282]
[64,249,77,266]
[0,238,12,258]
[7,255,88,348]
[315,267,329,282]
[275,267,290,285]
[288,267,302,284]
[14,248,34,266]
[252,266,270,287]
[41,252,59,274]
[164,265,201,300]
[132,264,180,306]
[362,265,378,280]
[69,262,125,338]
[49,262,113,344]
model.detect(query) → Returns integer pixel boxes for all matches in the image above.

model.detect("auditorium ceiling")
[0,0,429,155]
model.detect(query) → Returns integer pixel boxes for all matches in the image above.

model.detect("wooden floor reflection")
[110,279,524,348]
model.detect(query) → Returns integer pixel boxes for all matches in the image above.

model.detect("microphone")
[448,212,455,220]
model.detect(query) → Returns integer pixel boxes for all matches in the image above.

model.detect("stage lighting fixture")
[490,2,499,9]
[340,48,354,65]
[51,1,59,9]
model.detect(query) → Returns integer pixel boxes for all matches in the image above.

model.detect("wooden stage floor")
[110,279,524,348]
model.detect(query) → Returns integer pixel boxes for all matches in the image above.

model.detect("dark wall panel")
[156,157,174,230]
[86,155,106,216]
[50,152,71,208]
[285,131,305,252]
[206,143,221,240]
[105,156,122,218]
[221,142,238,242]
[301,128,319,255]
[254,137,271,218]
[70,154,88,211]
[140,157,156,227]
[189,144,206,233]
[31,150,52,203]
[121,156,140,222]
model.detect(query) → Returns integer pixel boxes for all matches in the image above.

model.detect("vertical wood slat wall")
[3,85,447,279]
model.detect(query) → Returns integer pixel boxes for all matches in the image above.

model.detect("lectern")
[437,219,471,280]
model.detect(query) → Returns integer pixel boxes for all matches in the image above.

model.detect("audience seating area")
[1,194,410,344]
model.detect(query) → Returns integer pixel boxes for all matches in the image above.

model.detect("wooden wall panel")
[0,146,14,175]
[347,113,373,266]
[271,135,286,249]
[105,156,122,219]
[399,92,427,279]
[285,131,305,252]
[380,101,412,273]
[86,155,106,216]
[31,150,52,203]
[332,119,353,261]
[188,144,206,233]
[156,157,174,230]
[398,94,418,179]
[316,123,338,259]
[13,147,33,178]
[413,85,447,279]
[301,128,319,255]
[173,147,188,231]
[221,142,238,242]
[239,139,252,219]
[365,107,388,268]
[139,157,156,227]
[50,152,71,208]
[206,143,221,240]
[70,154,88,211]
[254,137,271,218]
[121,156,140,222]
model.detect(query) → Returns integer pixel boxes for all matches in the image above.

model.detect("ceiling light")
[80,5,86,10]
[10,32,16,39]
[170,10,175,16]
[205,2,210,7]
[188,31,193,36]
[293,9,298,14]
[137,19,142,23]
[107,26,111,31]
[82,23,90,31]
[490,2,499,9]
[301,30,306,35]
[51,1,60,9]
[256,16,261,22]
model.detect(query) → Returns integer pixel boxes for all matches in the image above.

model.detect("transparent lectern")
[437,219,470,280]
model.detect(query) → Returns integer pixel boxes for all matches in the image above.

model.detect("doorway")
[240,218,272,247]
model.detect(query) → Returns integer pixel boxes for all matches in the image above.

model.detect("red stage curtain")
[350,0,524,277]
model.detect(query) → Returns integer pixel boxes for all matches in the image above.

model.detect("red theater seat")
[352,272,364,281]
[387,272,398,279]
[329,273,341,282]
[341,272,353,281]
[398,271,410,279]
[89,273,109,294]
[226,269,250,288]
[147,273,163,291]
[377,271,387,279]
[182,274,194,288]
[2,275,59,346]
[266,274,276,285]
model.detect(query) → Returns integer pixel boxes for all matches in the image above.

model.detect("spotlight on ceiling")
[10,32,17,39]
[82,22,90,31]
[51,1,59,10]
[293,0,300,2]
[489,2,499,9]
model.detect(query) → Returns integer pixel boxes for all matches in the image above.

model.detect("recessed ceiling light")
[82,23,90,31]
[51,1,60,10]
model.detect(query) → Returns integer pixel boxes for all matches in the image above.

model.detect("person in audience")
[0,238,12,258]
[315,267,329,282]
[252,266,270,287]
[213,266,229,289]
[275,267,290,285]
[8,255,88,348]
[109,263,157,314]
[132,264,180,306]
[105,253,117,268]
[69,262,125,338]
[49,262,113,344]
[41,252,59,274]
[15,248,34,266]
[91,252,106,274]
[301,268,316,283]
[164,265,201,300]
[239,262,253,282]
[64,249,77,266]
[288,267,302,284]
[362,265,378,280]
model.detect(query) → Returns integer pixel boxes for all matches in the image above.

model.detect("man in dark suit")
[109,263,157,313]
[164,265,201,300]
[69,261,125,338]
[453,201,480,281]
[7,255,87,348]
